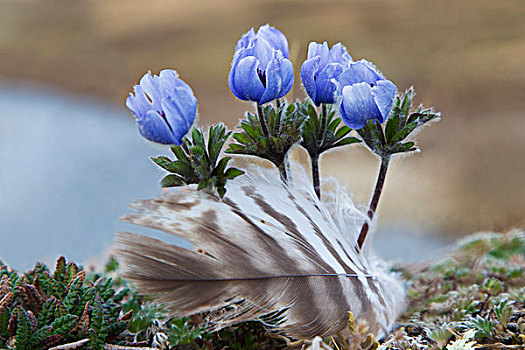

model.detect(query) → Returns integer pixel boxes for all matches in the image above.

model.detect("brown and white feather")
[115,168,405,339]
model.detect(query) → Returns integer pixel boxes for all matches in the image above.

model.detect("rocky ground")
[3,230,522,349]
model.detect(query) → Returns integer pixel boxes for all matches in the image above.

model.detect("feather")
[115,166,405,339]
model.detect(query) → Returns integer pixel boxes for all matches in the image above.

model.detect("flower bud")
[301,42,352,106]
[126,70,197,145]
[337,60,396,129]
[228,26,294,105]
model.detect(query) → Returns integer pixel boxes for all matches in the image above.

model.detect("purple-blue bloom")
[337,60,396,129]
[126,70,197,145]
[301,42,353,106]
[235,24,289,58]
[228,27,294,105]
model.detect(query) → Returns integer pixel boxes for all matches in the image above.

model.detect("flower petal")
[307,41,330,68]
[328,43,353,66]
[257,24,290,58]
[279,58,295,99]
[137,110,178,144]
[314,63,344,105]
[300,55,320,105]
[126,85,151,118]
[161,89,197,145]
[339,83,382,129]
[371,80,396,122]
[260,53,294,105]
[248,38,273,68]
[235,28,256,51]
[338,60,383,87]
[230,56,265,102]
[158,69,193,98]
[138,71,163,111]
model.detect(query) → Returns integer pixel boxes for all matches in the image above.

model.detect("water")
[0,82,453,271]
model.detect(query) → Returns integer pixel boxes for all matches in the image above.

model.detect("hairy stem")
[278,161,288,181]
[276,98,282,109]
[256,103,269,138]
[319,103,328,146]
[310,104,328,199]
[357,155,391,249]
[312,154,320,198]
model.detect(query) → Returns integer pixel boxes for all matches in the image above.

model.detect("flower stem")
[312,154,320,198]
[278,162,288,181]
[357,155,391,249]
[310,104,327,199]
[256,103,269,138]
[319,103,328,146]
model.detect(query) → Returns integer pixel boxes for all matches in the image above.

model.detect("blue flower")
[337,60,396,129]
[126,69,197,145]
[228,28,294,105]
[236,24,289,58]
[301,42,353,106]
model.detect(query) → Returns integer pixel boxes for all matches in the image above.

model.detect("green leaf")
[331,137,361,148]
[393,141,417,153]
[217,186,226,198]
[334,125,351,139]
[14,308,31,350]
[88,301,108,350]
[327,117,340,132]
[400,88,413,118]
[407,111,440,125]
[198,179,209,190]
[241,122,260,141]
[385,114,400,143]
[224,168,244,179]
[226,144,245,152]
[171,146,191,164]
[213,157,231,176]
[371,119,386,144]
[192,128,205,148]
[161,174,184,187]
[233,133,252,145]
[390,121,417,144]
[50,314,77,337]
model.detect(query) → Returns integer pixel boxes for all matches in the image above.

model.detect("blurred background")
[1,0,524,269]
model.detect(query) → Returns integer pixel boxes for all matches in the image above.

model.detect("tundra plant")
[126,24,439,249]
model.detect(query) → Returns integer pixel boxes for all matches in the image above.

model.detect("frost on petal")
[235,28,256,51]
[248,38,274,68]
[228,50,247,100]
[340,83,382,129]
[232,56,265,102]
[302,41,352,106]
[280,58,294,97]
[158,69,192,98]
[260,54,293,104]
[257,24,290,58]
[161,89,197,144]
[338,60,383,87]
[137,110,178,144]
[314,63,344,105]
[300,55,320,105]
[138,71,163,111]
[127,70,198,145]
[307,41,330,67]
[229,26,291,104]
[371,80,396,122]
[126,85,151,118]
[328,43,353,66]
